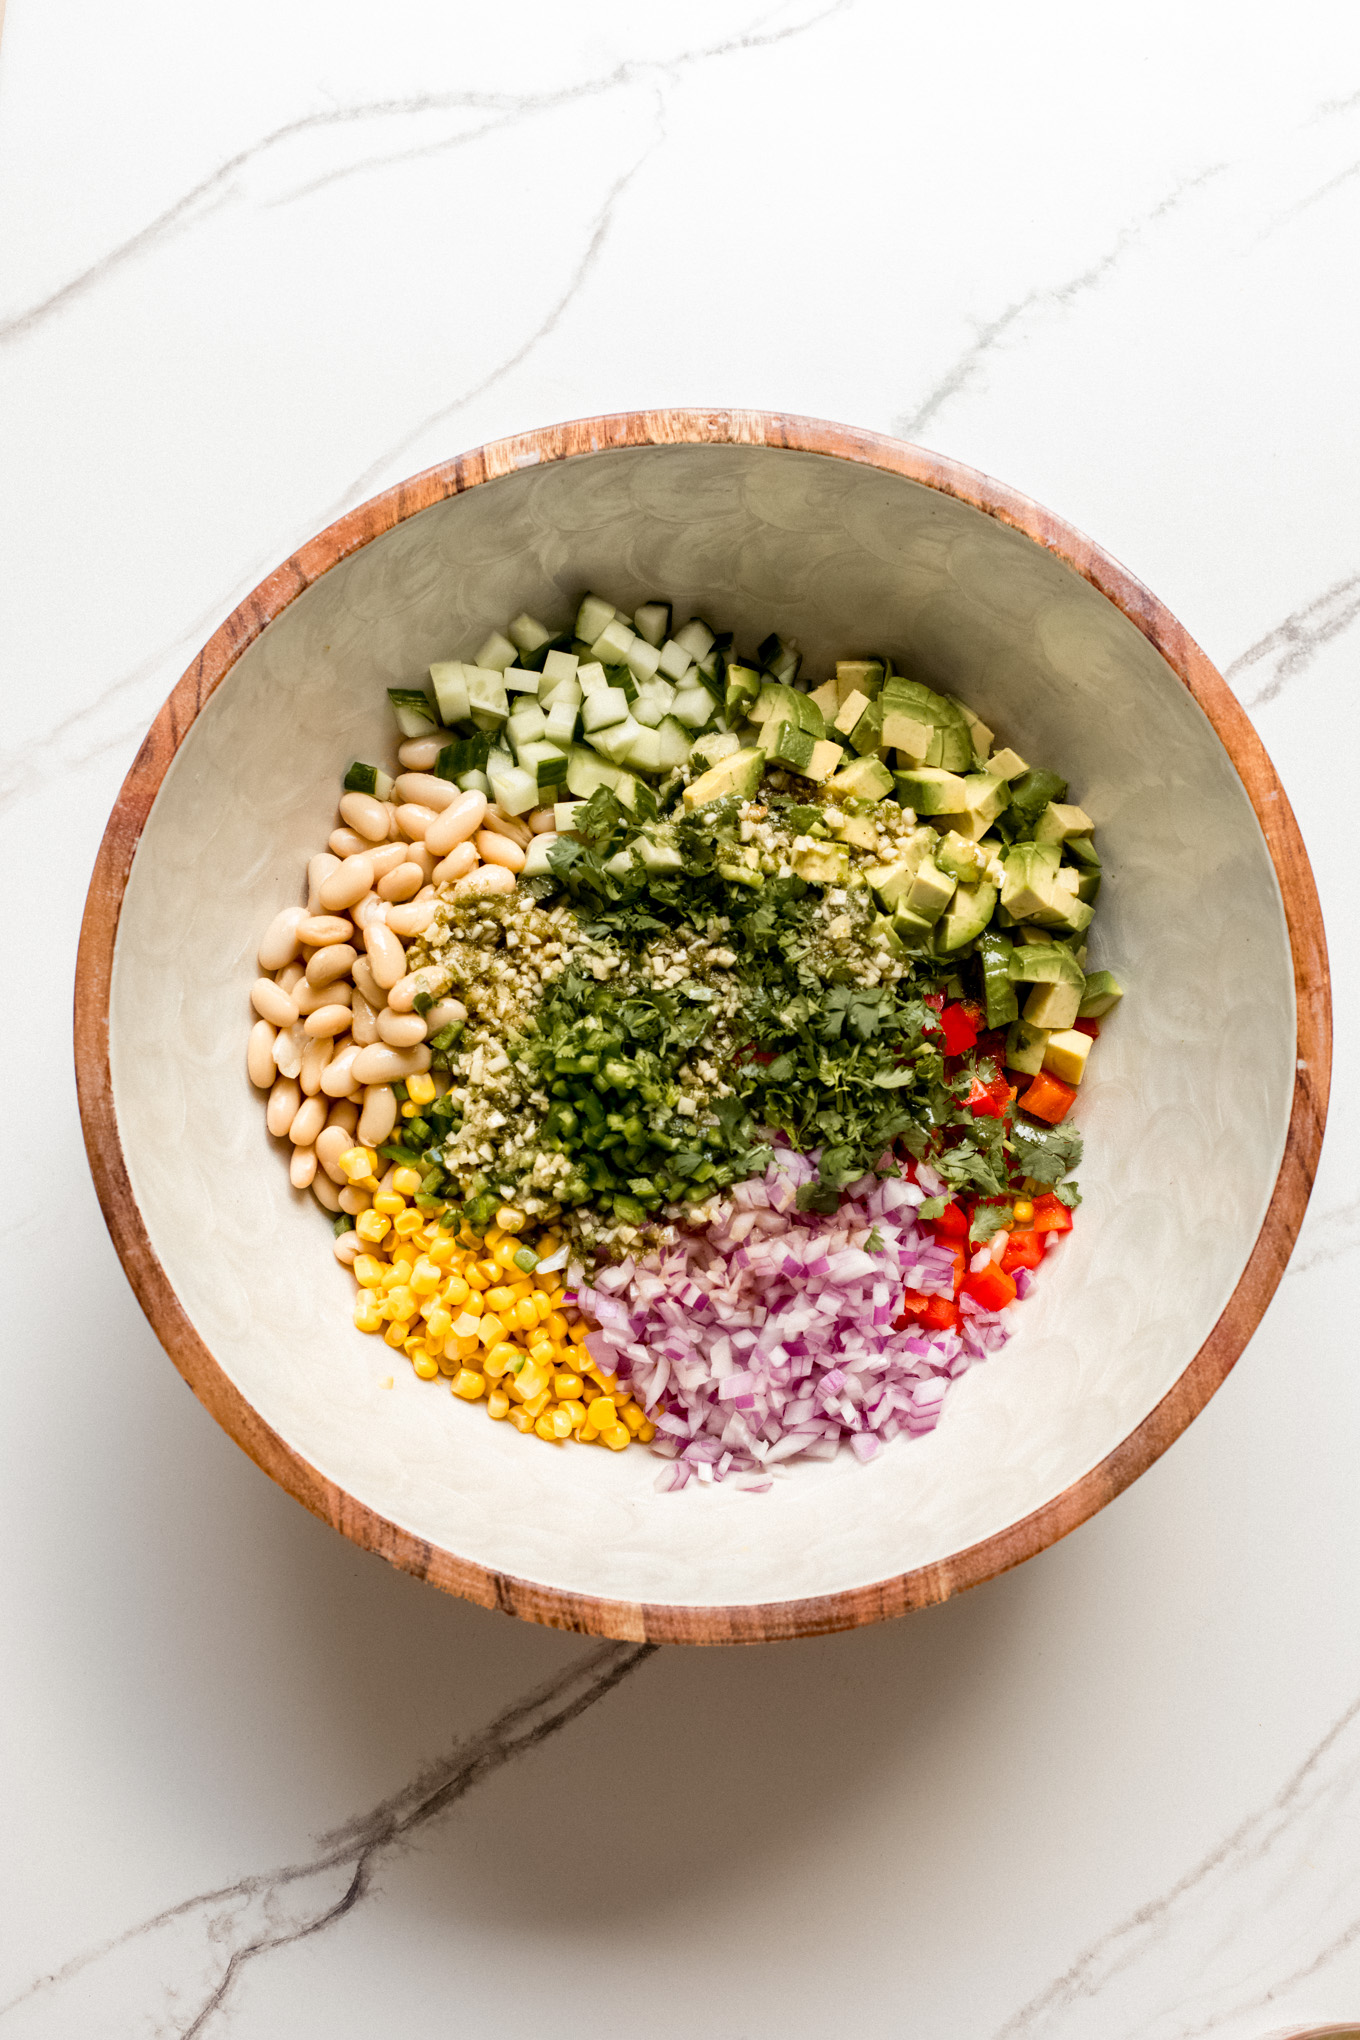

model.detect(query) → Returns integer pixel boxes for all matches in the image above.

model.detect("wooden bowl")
[76,411,1330,1644]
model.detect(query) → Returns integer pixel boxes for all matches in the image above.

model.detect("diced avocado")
[935,774,1010,842]
[1023,979,1082,1030]
[724,663,761,720]
[836,659,884,702]
[766,719,815,772]
[881,678,973,770]
[987,746,1029,781]
[810,677,840,722]
[905,856,957,925]
[891,903,937,950]
[1008,942,1084,987]
[959,703,994,765]
[1034,801,1095,845]
[868,914,906,958]
[791,836,851,884]
[828,756,894,802]
[1005,1017,1049,1074]
[1000,841,1063,920]
[683,746,767,809]
[864,859,919,911]
[1041,891,1095,938]
[1079,970,1124,1018]
[1066,834,1101,870]
[935,830,986,881]
[1043,1029,1092,1086]
[935,880,997,953]
[1075,870,1101,904]
[717,843,765,889]
[845,698,882,757]
[978,931,1019,1028]
[833,688,872,736]
[1007,767,1068,831]
[895,765,970,815]
[825,809,880,850]
[475,629,518,673]
[804,738,845,783]
[750,681,794,726]
[882,709,933,761]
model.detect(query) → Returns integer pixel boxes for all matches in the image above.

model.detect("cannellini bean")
[329,827,370,858]
[277,961,305,995]
[386,901,436,938]
[394,771,461,811]
[423,997,467,1035]
[247,1019,278,1088]
[483,809,532,849]
[475,829,526,873]
[453,864,515,900]
[251,977,298,1027]
[404,840,435,881]
[258,906,306,971]
[377,862,423,902]
[298,1033,334,1096]
[386,969,443,1013]
[319,852,375,912]
[290,1146,318,1190]
[338,1184,372,1216]
[311,1170,343,1213]
[378,1008,427,1048]
[338,790,390,841]
[351,892,388,931]
[272,1021,306,1079]
[304,1003,353,1039]
[424,788,487,857]
[527,807,558,835]
[316,1123,355,1183]
[295,976,351,1015]
[327,1098,360,1133]
[306,942,358,987]
[358,1083,398,1147]
[369,840,410,880]
[334,1230,363,1265]
[398,735,447,771]
[266,1076,301,1137]
[352,1042,431,1085]
[307,853,341,913]
[350,989,380,1045]
[364,920,406,990]
[289,1095,327,1146]
[351,957,386,1009]
[431,842,478,886]
[394,802,438,840]
[297,913,353,947]
[320,1041,363,1098]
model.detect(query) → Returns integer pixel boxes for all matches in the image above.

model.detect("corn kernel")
[1012,1198,1035,1225]
[638,1420,656,1443]
[512,1298,537,1331]
[586,1396,617,1434]
[496,1205,525,1233]
[424,1306,452,1342]
[621,1402,645,1434]
[487,1389,510,1421]
[410,1257,440,1295]
[493,1237,522,1272]
[533,1291,554,1323]
[353,1297,382,1334]
[477,1312,506,1348]
[428,1238,458,1268]
[548,1405,574,1440]
[444,1275,470,1307]
[601,1423,630,1451]
[392,1166,423,1197]
[453,1333,481,1360]
[451,1368,486,1400]
[437,1353,458,1376]
[553,1371,584,1402]
[528,1337,556,1368]
[400,1101,418,1118]
[523,1388,552,1419]
[486,1285,515,1314]
[388,1285,419,1321]
[482,1341,521,1380]
[568,1319,590,1344]
[356,1209,389,1244]
[509,1407,534,1433]
[384,1319,408,1349]
[511,1363,549,1403]
[339,1145,378,1183]
[463,1264,489,1291]
[393,1209,422,1237]
[411,1350,440,1380]
[407,1073,436,1106]
[558,1398,586,1429]
[353,1255,385,1288]
[373,1191,404,1217]
[534,1412,559,1442]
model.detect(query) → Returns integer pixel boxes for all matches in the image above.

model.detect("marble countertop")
[4,3,1360,2034]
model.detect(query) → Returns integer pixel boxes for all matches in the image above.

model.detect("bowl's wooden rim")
[74,409,1331,1645]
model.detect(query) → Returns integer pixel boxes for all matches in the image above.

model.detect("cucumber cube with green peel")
[1078,970,1124,1018]
[343,761,395,800]
[575,593,616,643]
[488,764,539,815]
[517,741,569,790]
[387,688,438,737]
[466,668,510,730]
[543,699,579,747]
[430,661,471,725]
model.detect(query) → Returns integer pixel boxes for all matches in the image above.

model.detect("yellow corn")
[477,1312,506,1348]
[558,1399,586,1430]
[424,1306,452,1343]
[509,1407,534,1433]
[451,1368,485,1401]
[600,1423,630,1451]
[637,1420,656,1443]
[384,1319,409,1349]
[511,1363,549,1403]
[373,1190,405,1216]
[621,1402,645,1434]
[586,1397,616,1434]
[392,1166,423,1196]
[553,1371,584,1402]
[496,1205,526,1233]
[393,1208,422,1237]
[486,1284,516,1314]
[482,1341,521,1380]
[444,1275,470,1307]
[411,1350,440,1381]
[339,1145,378,1183]
[353,1254,385,1288]
[410,1257,440,1295]
[407,1073,436,1106]
[1012,1198,1035,1225]
[514,1298,539,1332]
[353,1296,382,1334]
[356,1209,389,1244]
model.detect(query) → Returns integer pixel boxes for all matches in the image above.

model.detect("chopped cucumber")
[625,726,665,773]
[657,637,693,682]
[521,832,560,878]
[576,661,610,698]
[633,602,671,649]
[466,668,509,730]
[508,705,547,752]
[625,636,662,683]
[508,612,552,656]
[488,763,538,815]
[590,618,635,667]
[689,729,741,770]
[671,681,716,730]
[436,731,491,780]
[575,593,616,644]
[543,698,579,747]
[517,741,569,791]
[581,686,629,734]
[457,769,491,797]
[387,688,437,737]
[343,761,394,800]
[632,679,677,727]
[475,630,518,673]
[591,714,644,764]
[673,618,715,663]
[503,667,540,695]
[430,661,471,725]
[554,800,586,832]
[542,648,580,685]
[538,672,582,714]
[653,716,694,770]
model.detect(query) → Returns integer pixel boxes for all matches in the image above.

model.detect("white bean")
[316,1124,355,1184]
[276,961,305,995]
[295,976,351,1015]
[394,772,461,811]
[423,998,467,1035]
[266,1076,301,1137]
[404,841,435,881]
[304,1004,353,1040]
[351,957,386,1009]
[386,901,436,938]
[350,989,380,1045]
[298,1033,334,1096]
[311,1170,343,1213]
[385,971,433,1014]
[398,735,447,771]
[377,862,423,903]
[329,827,369,858]
[272,1021,307,1079]
[247,1019,278,1088]
[307,853,341,914]
[258,906,306,971]
[351,893,388,931]
[338,790,390,842]
[431,842,478,886]
[358,1084,398,1147]
[338,1184,372,1216]
[305,942,358,987]
[452,864,514,900]
[364,920,406,990]
[377,1008,427,1048]
[327,1098,359,1133]
[319,852,375,912]
[369,840,410,880]
[352,1042,431,1085]
[297,913,353,947]
[527,807,558,835]
[290,1146,318,1189]
[424,789,487,857]
[394,802,437,840]
[289,1093,327,1146]
[320,1041,363,1098]
[334,1230,363,1265]
[483,809,532,849]
[475,829,526,873]
[251,977,298,1027]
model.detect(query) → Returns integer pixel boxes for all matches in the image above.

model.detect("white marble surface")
[3,2,1360,2033]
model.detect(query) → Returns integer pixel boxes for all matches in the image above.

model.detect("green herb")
[1010,1118,1083,1186]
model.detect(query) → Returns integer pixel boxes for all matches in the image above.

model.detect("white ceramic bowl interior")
[108,441,1294,1611]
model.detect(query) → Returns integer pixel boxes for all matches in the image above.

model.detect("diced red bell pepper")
[1030,1193,1074,1234]
[938,1001,980,1057]
[923,992,944,1012]
[966,1072,1012,1120]
[1074,1018,1100,1040]
[928,1200,970,1243]
[1018,1071,1077,1124]
[898,1291,959,1332]
[962,1260,1018,1310]
[1000,1227,1044,1273]
[975,1027,1009,1067]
